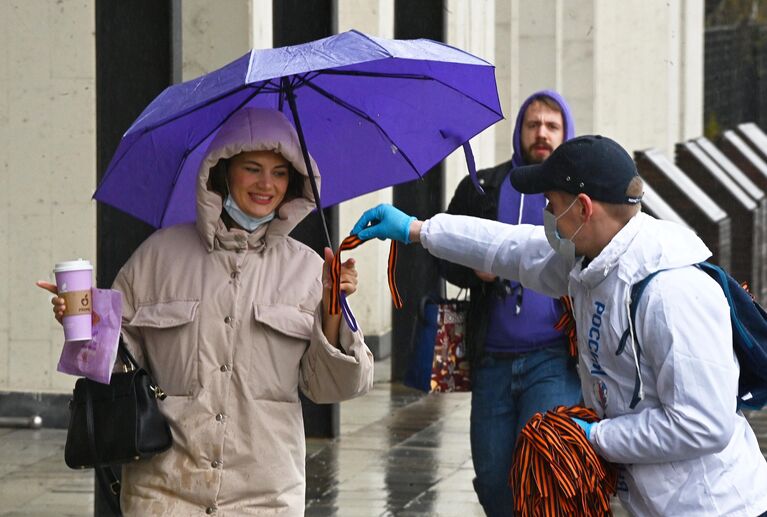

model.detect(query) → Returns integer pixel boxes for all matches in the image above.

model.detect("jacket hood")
[195,108,319,250]
[511,89,575,168]
[575,212,712,289]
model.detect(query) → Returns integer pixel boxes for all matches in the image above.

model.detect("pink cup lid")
[53,259,93,273]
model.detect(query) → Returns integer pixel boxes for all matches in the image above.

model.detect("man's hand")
[351,204,418,244]
[474,270,497,282]
[572,417,594,440]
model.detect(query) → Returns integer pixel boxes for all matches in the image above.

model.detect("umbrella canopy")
[95,30,503,229]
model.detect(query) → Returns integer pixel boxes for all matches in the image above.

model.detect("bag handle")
[117,338,140,372]
[116,338,166,401]
[83,380,122,513]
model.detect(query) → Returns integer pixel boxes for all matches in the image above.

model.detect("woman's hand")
[321,247,357,348]
[36,281,65,325]
[321,247,358,309]
[36,281,100,326]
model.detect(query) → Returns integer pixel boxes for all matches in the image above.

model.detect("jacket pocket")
[130,300,199,328]
[246,303,314,401]
[253,303,313,341]
[128,300,199,396]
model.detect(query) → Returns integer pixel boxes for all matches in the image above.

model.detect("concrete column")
[445,0,498,201]
[391,0,444,382]
[678,0,704,141]
[336,0,395,358]
[1,0,96,394]
[560,0,595,134]
[442,0,498,299]
[577,0,704,157]
[251,0,273,49]
[494,0,517,161]
[518,0,563,95]
[665,0,683,155]
[181,0,252,80]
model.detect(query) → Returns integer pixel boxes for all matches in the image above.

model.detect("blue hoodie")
[485,89,576,353]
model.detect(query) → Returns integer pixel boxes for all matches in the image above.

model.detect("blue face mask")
[542,197,584,269]
[223,194,275,232]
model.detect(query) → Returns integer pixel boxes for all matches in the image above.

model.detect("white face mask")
[223,194,275,232]
[543,197,584,268]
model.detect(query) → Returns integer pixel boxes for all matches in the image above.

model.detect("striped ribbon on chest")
[554,296,578,357]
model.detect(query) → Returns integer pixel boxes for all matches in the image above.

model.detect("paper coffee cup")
[54,259,93,342]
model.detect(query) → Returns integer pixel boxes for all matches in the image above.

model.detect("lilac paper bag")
[57,288,122,384]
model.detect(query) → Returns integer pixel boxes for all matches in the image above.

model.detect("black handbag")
[64,340,172,511]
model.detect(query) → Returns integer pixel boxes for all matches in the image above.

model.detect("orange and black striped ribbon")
[509,405,618,517]
[329,235,403,322]
[554,296,578,358]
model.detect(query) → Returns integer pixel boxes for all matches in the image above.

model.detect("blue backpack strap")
[696,262,748,346]
[696,261,767,409]
[617,271,663,409]
[617,271,662,355]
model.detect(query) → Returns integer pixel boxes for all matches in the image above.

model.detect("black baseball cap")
[510,135,642,204]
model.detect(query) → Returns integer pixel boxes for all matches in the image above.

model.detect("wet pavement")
[0,357,765,516]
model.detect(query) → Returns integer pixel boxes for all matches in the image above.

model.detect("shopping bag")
[404,296,471,393]
[57,288,122,384]
[430,300,471,392]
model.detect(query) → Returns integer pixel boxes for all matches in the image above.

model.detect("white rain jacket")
[420,211,767,516]
[113,108,374,516]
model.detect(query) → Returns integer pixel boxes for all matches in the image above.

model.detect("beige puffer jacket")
[112,108,374,516]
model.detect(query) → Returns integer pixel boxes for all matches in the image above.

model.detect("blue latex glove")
[351,204,417,244]
[572,417,594,440]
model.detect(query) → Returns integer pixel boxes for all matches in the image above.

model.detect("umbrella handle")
[339,292,358,333]
[462,141,485,195]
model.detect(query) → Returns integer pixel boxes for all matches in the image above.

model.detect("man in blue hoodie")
[439,90,582,516]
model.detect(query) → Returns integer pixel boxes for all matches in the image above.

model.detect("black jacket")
[438,160,514,364]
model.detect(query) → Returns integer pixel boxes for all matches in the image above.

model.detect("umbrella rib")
[99,82,263,193]
[318,70,432,80]
[302,80,423,179]
[157,83,269,227]
[136,84,252,134]
[277,73,318,112]
[315,69,504,118]
[348,30,394,57]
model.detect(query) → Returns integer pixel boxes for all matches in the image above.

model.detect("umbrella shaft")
[283,79,333,249]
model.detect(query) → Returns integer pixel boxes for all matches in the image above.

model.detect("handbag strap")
[117,338,140,371]
[84,380,122,513]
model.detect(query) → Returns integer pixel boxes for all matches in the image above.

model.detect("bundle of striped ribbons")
[510,405,618,516]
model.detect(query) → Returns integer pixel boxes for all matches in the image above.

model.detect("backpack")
[620,261,767,410]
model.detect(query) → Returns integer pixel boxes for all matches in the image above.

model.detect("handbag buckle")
[122,362,135,373]
[150,385,167,400]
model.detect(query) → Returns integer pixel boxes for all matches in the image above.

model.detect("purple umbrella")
[95,29,503,240]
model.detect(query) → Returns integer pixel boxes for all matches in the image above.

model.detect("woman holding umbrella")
[39,108,374,515]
